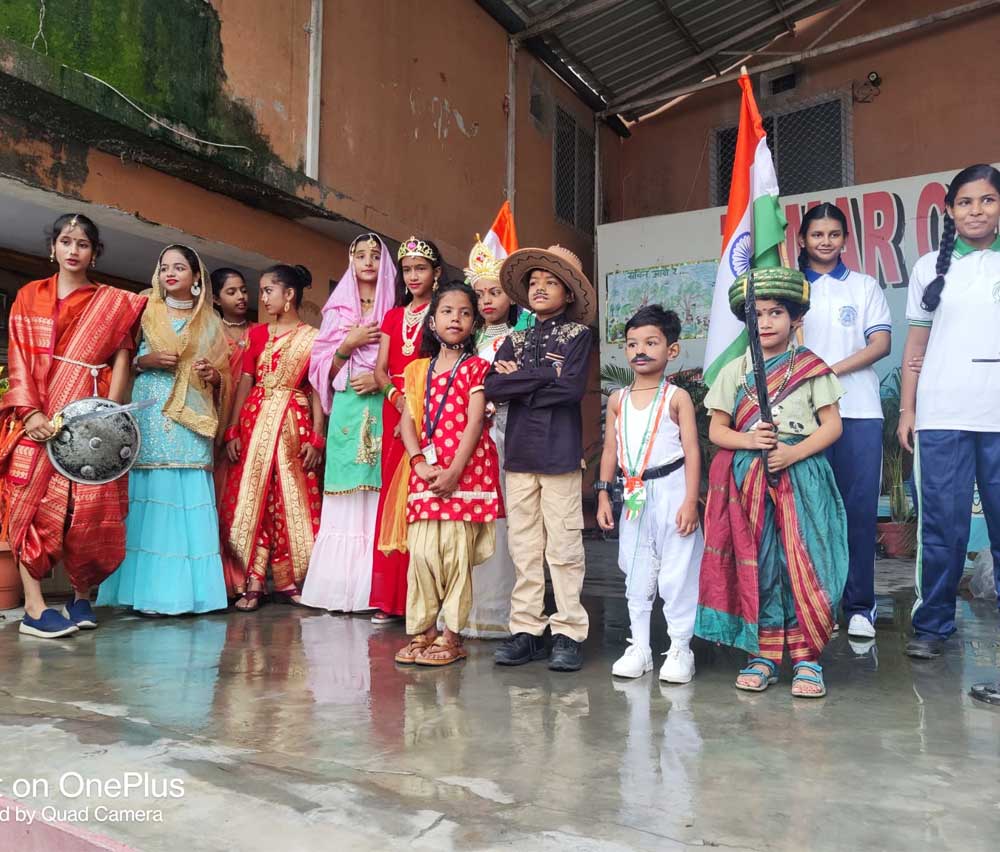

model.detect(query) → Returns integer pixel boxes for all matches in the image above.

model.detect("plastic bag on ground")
[968,550,998,600]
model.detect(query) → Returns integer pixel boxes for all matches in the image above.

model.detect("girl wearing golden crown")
[464,237,532,638]
[370,236,442,624]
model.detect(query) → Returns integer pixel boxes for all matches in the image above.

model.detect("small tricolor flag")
[702,72,788,387]
[481,200,518,261]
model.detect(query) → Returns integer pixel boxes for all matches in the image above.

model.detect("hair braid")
[797,246,810,273]
[921,214,956,312]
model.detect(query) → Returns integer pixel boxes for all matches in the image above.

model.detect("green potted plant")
[877,368,917,558]
[0,365,21,610]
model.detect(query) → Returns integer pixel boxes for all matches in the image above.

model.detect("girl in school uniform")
[799,203,892,640]
[898,164,1000,659]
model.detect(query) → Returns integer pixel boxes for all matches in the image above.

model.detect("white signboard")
[597,166,990,375]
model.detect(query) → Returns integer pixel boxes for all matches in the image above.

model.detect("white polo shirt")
[802,262,891,419]
[906,236,1000,432]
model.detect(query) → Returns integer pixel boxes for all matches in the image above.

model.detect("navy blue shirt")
[484,313,591,475]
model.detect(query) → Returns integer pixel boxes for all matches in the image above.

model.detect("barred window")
[712,95,851,206]
[554,106,595,232]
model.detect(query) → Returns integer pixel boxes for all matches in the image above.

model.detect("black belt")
[640,457,684,481]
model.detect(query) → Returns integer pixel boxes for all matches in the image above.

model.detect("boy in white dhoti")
[596,305,704,683]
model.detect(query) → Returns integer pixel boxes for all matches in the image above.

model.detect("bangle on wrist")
[334,349,351,362]
[224,426,239,443]
[410,452,426,466]
[309,431,326,450]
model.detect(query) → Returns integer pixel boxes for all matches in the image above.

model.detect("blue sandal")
[735,657,778,692]
[792,661,827,698]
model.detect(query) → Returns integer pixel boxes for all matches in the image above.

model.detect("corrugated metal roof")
[477,0,845,125]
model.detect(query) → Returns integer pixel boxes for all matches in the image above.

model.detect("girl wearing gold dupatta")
[222,264,324,611]
[98,245,232,616]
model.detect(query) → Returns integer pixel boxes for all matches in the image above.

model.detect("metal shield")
[46,397,143,485]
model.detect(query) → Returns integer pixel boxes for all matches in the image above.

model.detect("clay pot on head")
[0,541,23,610]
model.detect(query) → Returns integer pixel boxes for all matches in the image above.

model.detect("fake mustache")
[630,355,653,364]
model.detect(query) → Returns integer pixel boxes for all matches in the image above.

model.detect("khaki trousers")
[406,520,495,635]
[506,470,589,642]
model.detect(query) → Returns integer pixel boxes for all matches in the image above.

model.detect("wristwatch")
[593,480,613,494]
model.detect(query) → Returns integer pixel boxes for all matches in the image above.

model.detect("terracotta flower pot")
[877,521,917,559]
[0,541,23,609]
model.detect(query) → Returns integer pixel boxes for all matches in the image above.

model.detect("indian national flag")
[702,73,787,387]
[482,200,518,259]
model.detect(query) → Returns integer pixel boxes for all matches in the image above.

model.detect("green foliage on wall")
[0,0,270,153]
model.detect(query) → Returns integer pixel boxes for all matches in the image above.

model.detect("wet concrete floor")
[0,541,998,851]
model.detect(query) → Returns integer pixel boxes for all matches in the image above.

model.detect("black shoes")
[495,632,548,666]
[548,635,583,672]
[905,635,945,659]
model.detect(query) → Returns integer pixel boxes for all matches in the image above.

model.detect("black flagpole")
[744,270,780,488]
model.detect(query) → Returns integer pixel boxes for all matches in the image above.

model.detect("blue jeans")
[825,418,882,623]
[912,430,1000,639]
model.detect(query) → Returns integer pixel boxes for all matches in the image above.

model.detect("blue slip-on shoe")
[62,598,98,629]
[19,608,80,639]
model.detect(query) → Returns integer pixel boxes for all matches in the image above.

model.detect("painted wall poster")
[605,259,715,344]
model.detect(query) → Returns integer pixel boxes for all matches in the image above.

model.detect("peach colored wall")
[210,0,600,269]
[82,148,347,308]
[609,0,1000,220]
[212,0,312,170]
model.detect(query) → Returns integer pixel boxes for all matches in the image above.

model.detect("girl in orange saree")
[222,264,324,611]
[210,267,259,597]
[0,213,146,637]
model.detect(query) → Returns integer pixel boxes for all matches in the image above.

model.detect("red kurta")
[370,303,429,614]
[406,356,501,523]
[0,277,145,590]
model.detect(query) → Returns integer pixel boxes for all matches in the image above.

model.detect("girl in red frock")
[391,281,501,666]
[370,236,442,624]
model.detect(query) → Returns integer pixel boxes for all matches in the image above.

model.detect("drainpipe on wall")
[505,37,517,214]
[305,0,323,180]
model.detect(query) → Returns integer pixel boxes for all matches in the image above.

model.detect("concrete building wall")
[606,0,1000,221]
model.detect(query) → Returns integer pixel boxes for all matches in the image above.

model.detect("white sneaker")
[611,641,653,678]
[847,614,876,639]
[659,646,695,684]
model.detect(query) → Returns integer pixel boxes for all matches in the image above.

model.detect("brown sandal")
[415,636,467,667]
[234,590,266,613]
[394,635,431,664]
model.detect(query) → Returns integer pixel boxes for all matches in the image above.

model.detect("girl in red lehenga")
[221,264,324,611]
[210,267,259,598]
[369,236,441,625]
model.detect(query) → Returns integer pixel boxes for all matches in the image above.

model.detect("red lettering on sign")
[862,192,907,287]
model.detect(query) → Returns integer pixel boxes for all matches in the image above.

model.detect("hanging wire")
[31,0,48,53]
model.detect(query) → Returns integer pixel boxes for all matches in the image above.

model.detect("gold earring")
[90,258,97,269]
[284,300,290,314]
[49,248,55,263]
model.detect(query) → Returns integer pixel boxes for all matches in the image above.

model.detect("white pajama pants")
[617,467,703,641]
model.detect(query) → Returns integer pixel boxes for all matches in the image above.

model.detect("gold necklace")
[261,323,300,397]
[222,317,247,328]
[401,303,428,356]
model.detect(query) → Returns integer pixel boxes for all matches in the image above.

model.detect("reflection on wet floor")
[0,542,998,851]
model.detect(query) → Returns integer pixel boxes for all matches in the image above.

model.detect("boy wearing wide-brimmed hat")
[484,245,595,672]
